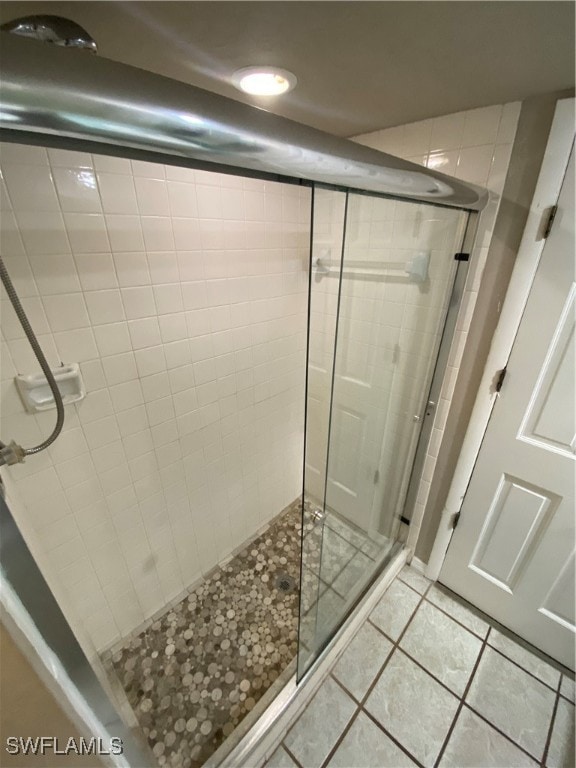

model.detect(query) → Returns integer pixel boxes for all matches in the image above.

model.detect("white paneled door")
[440,146,575,670]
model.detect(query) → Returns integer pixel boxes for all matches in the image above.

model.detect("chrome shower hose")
[0,255,64,461]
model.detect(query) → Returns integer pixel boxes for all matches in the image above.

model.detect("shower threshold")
[101,499,392,767]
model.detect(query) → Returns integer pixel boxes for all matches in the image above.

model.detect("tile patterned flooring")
[104,500,303,767]
[269,566,575,768]
[103,498,388,767]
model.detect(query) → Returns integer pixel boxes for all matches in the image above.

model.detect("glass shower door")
[298,188,469,678]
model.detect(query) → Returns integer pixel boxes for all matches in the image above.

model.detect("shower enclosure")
[298,188,469,677]
[0,30,480,768]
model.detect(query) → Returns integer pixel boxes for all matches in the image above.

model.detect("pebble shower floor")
[104,499,304,767]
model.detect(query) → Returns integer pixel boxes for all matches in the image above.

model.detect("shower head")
[0,15,97,53]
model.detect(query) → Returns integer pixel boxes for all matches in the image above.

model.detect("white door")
[440,146,575,670]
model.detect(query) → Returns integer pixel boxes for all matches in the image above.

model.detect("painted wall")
[0,144,310,653]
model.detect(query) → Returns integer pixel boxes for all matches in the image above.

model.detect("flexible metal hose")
[0,255,64,456]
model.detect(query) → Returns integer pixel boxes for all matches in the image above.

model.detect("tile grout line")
[485,644,562,695]
[286,575,430,768]
[422,586,566,694]
[430,584,573,681]
[281,742,305,768]
[432,624,492,768]
[540,674,563,767]
[329,671,426,768]
[461,702,549,766]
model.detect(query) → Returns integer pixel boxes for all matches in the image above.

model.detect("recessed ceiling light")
[232,67,297,96]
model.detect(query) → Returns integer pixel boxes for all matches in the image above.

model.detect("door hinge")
[454,252,470,262]
[452,512,461,529]
[495,366,507,393]
[542,205,558,239]
[400,515,411,526]
[373,469,380,484]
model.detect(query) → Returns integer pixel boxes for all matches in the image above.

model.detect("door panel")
[440,147,575,669]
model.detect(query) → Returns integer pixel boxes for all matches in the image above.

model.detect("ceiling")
[0,1,574,137]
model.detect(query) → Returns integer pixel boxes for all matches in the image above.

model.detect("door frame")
[426,97,576,581]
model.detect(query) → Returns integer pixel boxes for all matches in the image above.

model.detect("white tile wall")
[0,143,310,652]
[353,102,521,545]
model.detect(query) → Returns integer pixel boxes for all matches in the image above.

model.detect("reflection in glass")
[298,189,468,679]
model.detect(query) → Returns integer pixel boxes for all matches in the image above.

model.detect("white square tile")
[97,172,138,214]
[182,281,207,310]
[455,145,494,186]
[54,328,98,363]
[16,210,70,254]
[93,155,131,174]
[2,164,60,211]
[75,389,113,424]
[141,216,175,250]
[165,165,196,183]
[496,102,521,145]
[2,296,49,339]
[462,105,502,147]
[47,148,93,168]
[1,143,49,165]
[82,414,120,450]
[116,405,149,436]
[135,177,170,216]
[85,290,126,325]
[128,317,161,350]
[159,313,188,343]
[109,379,144,412]
[29,254,81,297]
[0,255,36,299]
[74,252,118,290]
[141,372,170,402]
[102,351,138,386]
[53,168,101,213]
[428,112,467,153]
[122,287,156,320]
[93,322,132,357]
[43,293,90,332]
[164,340,191,370]
[167,180,198,217]
[172,218,202,250]
[168,364,195,394]
[147,251,179,284]
[105,215,145,251]
[64,213,110,253]
[113,251,151,287]
[134,345,167,377]
[131,160,165,179]
[153,284,183,316]
[146,396,175,426]
[0,211,25,255]
[56,453,96,489]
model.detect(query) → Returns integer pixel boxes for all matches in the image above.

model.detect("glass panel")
[298,190,469,679]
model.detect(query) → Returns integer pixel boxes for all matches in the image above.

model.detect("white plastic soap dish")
[15,363,86,413]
